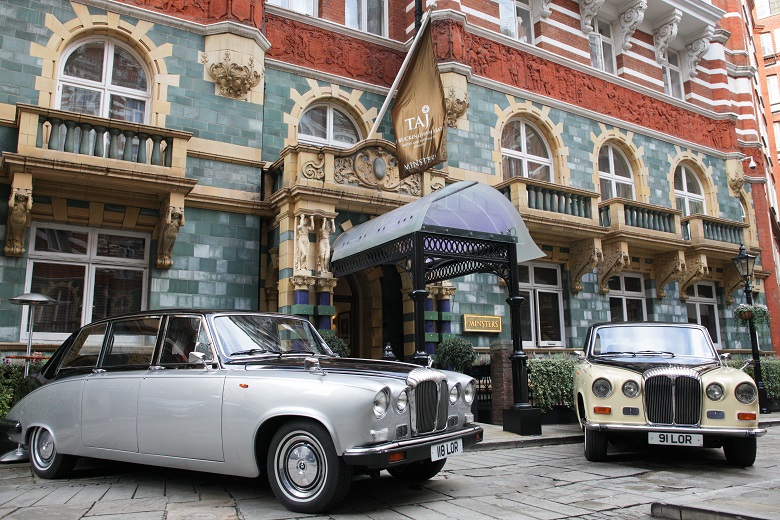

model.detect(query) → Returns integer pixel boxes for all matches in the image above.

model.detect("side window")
[101,317,161,367]
[159,316,211,365]
[59,324,108,369]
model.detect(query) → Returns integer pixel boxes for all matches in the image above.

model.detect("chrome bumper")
[342,424,483,468]
[584,420,766,438]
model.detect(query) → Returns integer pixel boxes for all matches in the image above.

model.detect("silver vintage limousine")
[0,310,482,513]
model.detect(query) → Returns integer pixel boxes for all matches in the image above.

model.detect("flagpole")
[367,8,434,139]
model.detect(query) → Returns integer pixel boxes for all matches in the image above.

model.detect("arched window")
[501,119,552,181]
[674,164,705,216]
[598,144,634,199]
[299,105,360,147]
[58,39,150,123]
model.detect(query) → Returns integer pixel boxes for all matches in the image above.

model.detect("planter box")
[541,406,578,425]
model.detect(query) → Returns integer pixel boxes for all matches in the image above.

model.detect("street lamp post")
[732,245,770,414]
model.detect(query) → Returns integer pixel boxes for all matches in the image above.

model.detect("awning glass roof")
[331,181,543,263]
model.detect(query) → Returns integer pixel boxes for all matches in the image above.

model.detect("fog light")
[395,424,408,438]
[370,428,388,442]
[706,410,725,420]
[622,407,639,416]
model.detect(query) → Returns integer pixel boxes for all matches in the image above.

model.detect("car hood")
[589,356,721,375]
[241,356,429,381]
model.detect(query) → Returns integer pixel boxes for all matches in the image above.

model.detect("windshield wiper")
[280,350,317,356]
[230,348,269,356]
[635,350,676,357]
[598,351,636,357]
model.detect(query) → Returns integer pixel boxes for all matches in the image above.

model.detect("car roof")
[81,309,306,327]
[588,321,707,330]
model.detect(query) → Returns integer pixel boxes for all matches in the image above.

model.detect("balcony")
[597,198,685,254]
[681,214,749,260]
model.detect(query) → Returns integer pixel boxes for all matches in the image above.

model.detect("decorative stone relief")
[578,0,606,34]
[317,217,336,276]
[445,87,469,127]
[202,51,263,100]
[653,10,681,65]
[294,214,315,274]
[597,242,630,294]
[302,153,325,180]
[540,0,553,18]
[617,1,647,52]
[316,277,338,291]
[334,144,421,196]
[567,238,603,293]
[156,206,185,269]
[291,275,317,290]
[686,29,713,78]
[722,263,744,305]
[4,187,32,257]
[429,282,457,299]
[728,163,745,194]
[679,253,709,301]
[653,250,685,299]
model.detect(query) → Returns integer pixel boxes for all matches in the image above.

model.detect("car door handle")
[91,368,106,374]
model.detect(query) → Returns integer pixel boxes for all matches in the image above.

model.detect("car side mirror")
[719,352,731,364]
[576,351,586,360]
[188,351,207,366]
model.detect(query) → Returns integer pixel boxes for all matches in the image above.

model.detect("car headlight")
[396,388,409,413]
[463,380,476,404]
[706,383,725,401]
[735,382,757,404]
[373,388,390,418]
[622,380,639,398]
[449,383,460,404]
[592,378,612,398]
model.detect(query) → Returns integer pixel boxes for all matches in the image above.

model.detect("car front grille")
[643,366,701,426]
[407,368,448,435]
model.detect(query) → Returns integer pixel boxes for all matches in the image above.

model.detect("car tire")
[29,427,77,479]
[267,420,353,514]
[723,437,756,467]
[584,428,608,462]
[387,458,447,482]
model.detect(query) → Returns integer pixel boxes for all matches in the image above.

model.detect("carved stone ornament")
[302,153,325,180]
[291,275,317,290]
[653,11,681,65]
[653,250,685,299]
[428,282,457,299]
[316,217,337,276]
[156,206,185,269]
[729,165,745,194]
[567,238,603,293]
[578,0,606,34]
[597,242,630,294]
[4,187,32,257]
[679,254,709,301]
[294,214,315,274]
[334,144,421,196]
[722,263,744,305]
[316,277,338,291]
[540,0,553,18]
[202,51,263,100]
[445,87,469,127]
[686,30,713,79]
[617,1,647,52]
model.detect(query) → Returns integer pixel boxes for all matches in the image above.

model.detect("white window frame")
[298,104,361,148]
[498,0,534,44]
[24,223,150,343]
[598,143,635,200]
[768,75,780,106]
[518,263,565,347]
[685,282,721,348]
[267,0,317,16]
[663,50,684,100]
[589,19,616,74]
[761,33,774,57]
[607,273,647,322]
[57,37,150,123]
[674,164,706,217]
[501,119,553,181]
[345,0,388,37]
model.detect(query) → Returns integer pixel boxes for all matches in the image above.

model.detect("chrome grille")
[643,366,701,426]
[407,368,448,435]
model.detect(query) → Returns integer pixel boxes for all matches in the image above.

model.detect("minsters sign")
[463,314,502,333]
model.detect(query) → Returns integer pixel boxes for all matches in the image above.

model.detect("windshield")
[590,326,715,359]
[213,315,330,357]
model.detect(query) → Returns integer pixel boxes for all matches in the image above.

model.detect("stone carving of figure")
[5,188,32,256]
[317,218,337,275]
[295,214,314,272]
[157,206,185,269]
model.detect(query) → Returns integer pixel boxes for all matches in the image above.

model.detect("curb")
[651,501,776,520]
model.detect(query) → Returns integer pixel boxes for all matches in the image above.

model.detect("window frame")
[685,282,721,348]
[518,263,565,347]
[598,143,635,200]
[589,19,616,74]
[298,104,362,148]
[663,50,684,100]
[498,0,534,44]
[674,164,706,217]
[607,273,647,322]
[345,0,388,37]
[501,118,553,182]
[266,0,317,16]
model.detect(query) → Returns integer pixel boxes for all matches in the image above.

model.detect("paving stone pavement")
[0,425,777,519]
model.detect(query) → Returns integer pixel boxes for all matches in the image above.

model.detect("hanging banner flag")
[390,19,447,180]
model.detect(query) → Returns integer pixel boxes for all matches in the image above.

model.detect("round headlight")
[622,380,639,398]
[735,382,757,405]
[463,380,476,405]
[449,384,460,404]
[396,388,409,413]
[706,383,725,401]
[592,378,612,399]
[373,388,389,418]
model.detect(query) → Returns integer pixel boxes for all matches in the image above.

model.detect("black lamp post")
[732,244,770,414]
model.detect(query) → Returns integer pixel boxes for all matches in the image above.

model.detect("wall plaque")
[463,314,502,333]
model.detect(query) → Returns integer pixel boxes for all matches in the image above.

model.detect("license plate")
[431,438,463,461]
[648,432,703,447]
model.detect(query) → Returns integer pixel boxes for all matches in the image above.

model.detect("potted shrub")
[735,303,771,329]
[320,330,350,357]
[435,337,477,373]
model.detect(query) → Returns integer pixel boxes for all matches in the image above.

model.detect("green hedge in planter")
[727,357,780,402]
[0,363,42,418]
[528,357,576,414]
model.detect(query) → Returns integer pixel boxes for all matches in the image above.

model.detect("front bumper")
[584,420,766,438]
[342,424,483,468]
